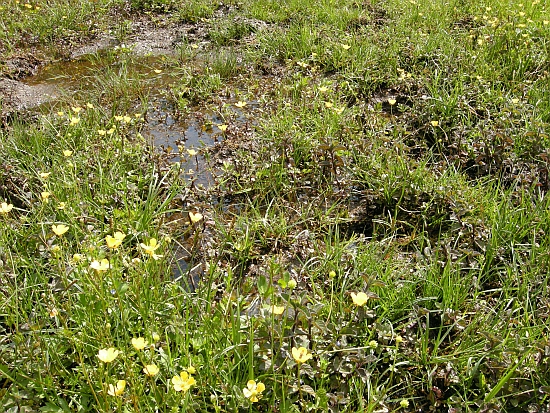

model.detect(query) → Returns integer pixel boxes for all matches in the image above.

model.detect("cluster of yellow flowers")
[97,337,197,397]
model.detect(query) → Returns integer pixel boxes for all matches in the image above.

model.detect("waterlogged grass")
[1,0,550,412]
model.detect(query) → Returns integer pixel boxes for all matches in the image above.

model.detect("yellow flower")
[123,116,132,123]
[52,224,69,236]
[57,111,64,117]
[341,43,351,50]
[140,238,162,259]
[57,202,66,210]
[131,337,148,351]
[186,366,196,374]
[107,379,126,396]
[69,117,80,125]
[400,399,410,408]
[319,86,329,93]
[217,124,228,132]
[39,172,51,178]
[388,98,397,106]
[63,150,73,157]
[97,129,106,136]
[114,115,124,122]
[41,191,51,202]
[90,258,110,273]
[350,291,369,306]
[0,202,14,214]
[234,101,247,108]
[172,371,196,392]
[187,149,198,156]
[86,103,94,109]
[430,120,439,127]
[291,346,312,364]
[97,348,120,363]
[143,364,159,376]
[106,231,126,249]
[71,106,82,114]
[324,101,334,108]
[154,69,162,74]
[107,128,116,134]
[189,211,203,223]
[270,305,285,315]
[243,380,265,403]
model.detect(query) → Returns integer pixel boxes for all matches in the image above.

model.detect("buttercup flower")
[388,98,397,105]
[52,224,69,236]
[189,211,203,223]
[143,364,159,376]
[90,258,110,273]
[235,101,247,108]
[186,366,196,374]
[187,149,198,156]
[39,172,51,178]
[341,43,351,50]
[140,238,162,260]
[400,399,410,408]
[351,292,369,306]
[41,191,51,202]
[107,380,126,396]
[217,124,228,132]
[131,337,148,351]
[98,348,120,363]
[69,117,80,125]
[172,371,196,392]
[0,202,14,214]
[291,346,313,364]
[243,380,265,403]
[430,120,439,127]
[319,86,329,93]
[106,231,126,249]
[63,150,73,157]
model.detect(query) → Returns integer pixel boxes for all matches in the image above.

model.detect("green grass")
[1,0,550,412]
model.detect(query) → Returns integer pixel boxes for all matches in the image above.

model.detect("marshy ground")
[1,0,550,412]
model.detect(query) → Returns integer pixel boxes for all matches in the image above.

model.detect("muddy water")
[17,50,261,287]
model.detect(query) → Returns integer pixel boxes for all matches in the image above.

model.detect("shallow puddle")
[17,49,263,287]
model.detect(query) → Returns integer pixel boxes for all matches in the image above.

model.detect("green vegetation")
[1,0,550,412]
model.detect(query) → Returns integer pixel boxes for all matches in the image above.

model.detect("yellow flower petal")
[98,348,120,363]
[52,224,69,236]
[143,364,159,376]
[131,337,148,351]
[350,291,369,306]
[291,346,312,363]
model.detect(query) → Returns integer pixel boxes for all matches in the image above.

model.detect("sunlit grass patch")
[2,0,550,411]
